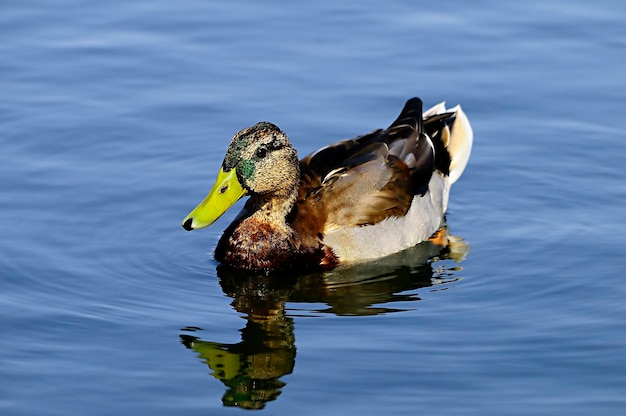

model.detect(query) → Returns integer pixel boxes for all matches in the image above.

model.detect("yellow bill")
[182,167,246,231]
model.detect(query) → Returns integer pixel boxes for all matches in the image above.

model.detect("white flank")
[323,174,450,264]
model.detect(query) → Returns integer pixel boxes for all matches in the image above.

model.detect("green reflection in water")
[180,228,469,409]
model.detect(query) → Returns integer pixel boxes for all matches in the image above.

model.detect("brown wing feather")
[292,97,443,238]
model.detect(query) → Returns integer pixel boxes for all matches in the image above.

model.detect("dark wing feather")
[423,111,456,176]
[294,97,443,233]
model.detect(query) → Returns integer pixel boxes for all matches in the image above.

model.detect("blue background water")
[2,0,626,414]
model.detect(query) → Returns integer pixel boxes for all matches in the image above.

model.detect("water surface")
[2,0,626,415]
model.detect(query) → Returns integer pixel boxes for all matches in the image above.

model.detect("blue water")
[2,0,626,414]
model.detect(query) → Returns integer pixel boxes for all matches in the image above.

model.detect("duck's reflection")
[180,229,468,409]
[180,273,297,409]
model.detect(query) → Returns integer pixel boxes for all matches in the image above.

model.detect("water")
[2,0,626,414]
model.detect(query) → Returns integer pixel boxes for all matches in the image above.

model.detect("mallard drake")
[182,97,472,272]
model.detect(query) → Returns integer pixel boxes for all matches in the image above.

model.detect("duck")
[182,97,472,272]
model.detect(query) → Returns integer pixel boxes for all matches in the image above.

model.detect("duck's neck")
[249,190,297,228]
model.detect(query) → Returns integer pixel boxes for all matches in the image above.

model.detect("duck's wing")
[295,98,437,233]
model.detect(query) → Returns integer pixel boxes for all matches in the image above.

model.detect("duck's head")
[182,122,299,231]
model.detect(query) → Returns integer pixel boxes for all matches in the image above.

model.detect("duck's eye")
[255,147,268,159]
